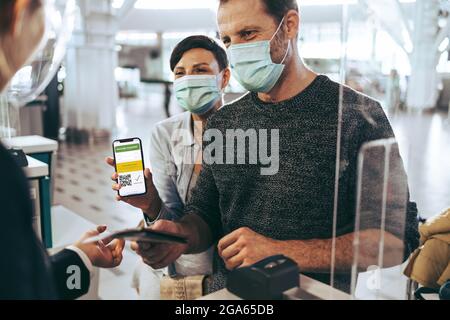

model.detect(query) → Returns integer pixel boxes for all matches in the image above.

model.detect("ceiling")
[118,2,416,32]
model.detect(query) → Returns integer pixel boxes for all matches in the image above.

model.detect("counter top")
[23,156,49,178]
[3,135,58,154]
[200,274,351,300]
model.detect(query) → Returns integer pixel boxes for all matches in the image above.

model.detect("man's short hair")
[219,0,299,23]
[170,35,229,72]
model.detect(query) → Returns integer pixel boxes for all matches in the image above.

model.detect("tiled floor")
[54,91,176,300]
[390,111,450,218]
[52,93,450,299]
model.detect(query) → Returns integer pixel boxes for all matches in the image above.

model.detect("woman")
[107,35,231,299]
[0,0,125,299]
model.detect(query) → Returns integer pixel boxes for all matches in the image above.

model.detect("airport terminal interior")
[1,0,450,300]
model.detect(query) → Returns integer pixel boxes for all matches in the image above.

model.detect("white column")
[63,0,119,139]
[406,0,441,110]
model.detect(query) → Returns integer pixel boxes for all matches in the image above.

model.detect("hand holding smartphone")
[112,138,147,197]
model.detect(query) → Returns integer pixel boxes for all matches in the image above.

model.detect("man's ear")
[221,67,231,90]
[285,9,300,40]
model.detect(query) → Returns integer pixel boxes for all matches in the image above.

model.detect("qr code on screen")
[119,174,132,187]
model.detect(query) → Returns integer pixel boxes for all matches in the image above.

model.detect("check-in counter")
[6,136,58,248]
[200,274,351,300]
[24,156,51,245]
[5,135,58,184]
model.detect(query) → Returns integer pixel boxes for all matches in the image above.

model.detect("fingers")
[84,229,100,238]
[101,239,124,268]
[110,244,123,267]
[80,225,107,242]
[97,225,107,234]
[112,183,122,191]
[238,260,253,269]
[140,243,182,270]
[101,233,116,245]
[133,242,175,267]
[137,246,164,262]
[105,157,115,167]
[224,251,246,270]
[218,230,240,254]
[144,168,152,179]
[130,241,149,252]
[150,220,179,234]
[131,239,184,270]
[220,242,241,260]
[98,239,107,250]
[112,239,125,255]
[135,243,166,263]
[114,240,125,255]
[115,195,129,203]
[219,240,245,270]
[142,249,171,268]
[145,250,180,270]
[108,239,125,258]
[137,241,152,251]
[108,160,123,202]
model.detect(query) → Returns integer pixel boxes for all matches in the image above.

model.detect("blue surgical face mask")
[174,74,222,115]
[228,17,291,93]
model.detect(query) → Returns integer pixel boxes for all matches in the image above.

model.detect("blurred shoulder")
[320,76,383,110]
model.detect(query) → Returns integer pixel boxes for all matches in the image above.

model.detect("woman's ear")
[221,67,231,90]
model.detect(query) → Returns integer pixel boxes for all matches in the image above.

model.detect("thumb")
[151,220,177,233]
[105,157,115,167]
[78,225,107,243]
[144,168,152,179]
[84,225,106,238]
[97,225,107,234]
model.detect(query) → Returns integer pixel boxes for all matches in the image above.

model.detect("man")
[134,0,419,294]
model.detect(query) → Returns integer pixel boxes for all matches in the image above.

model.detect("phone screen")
[113,138,147,197]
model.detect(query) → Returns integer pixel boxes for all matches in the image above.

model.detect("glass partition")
[325,0,424,300]
[0,96,19,139]
[350,139,408,300]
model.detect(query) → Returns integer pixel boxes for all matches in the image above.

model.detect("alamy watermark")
[66,265,81,290]
[170,121,280,176]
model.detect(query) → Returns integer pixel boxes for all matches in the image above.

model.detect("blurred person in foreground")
[0,0,125,300]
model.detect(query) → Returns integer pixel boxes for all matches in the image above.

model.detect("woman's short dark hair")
[170,35,229,72]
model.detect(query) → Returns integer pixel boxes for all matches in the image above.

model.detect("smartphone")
[112,137,147,197]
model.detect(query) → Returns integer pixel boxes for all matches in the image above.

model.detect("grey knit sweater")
[184,75,419,294]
